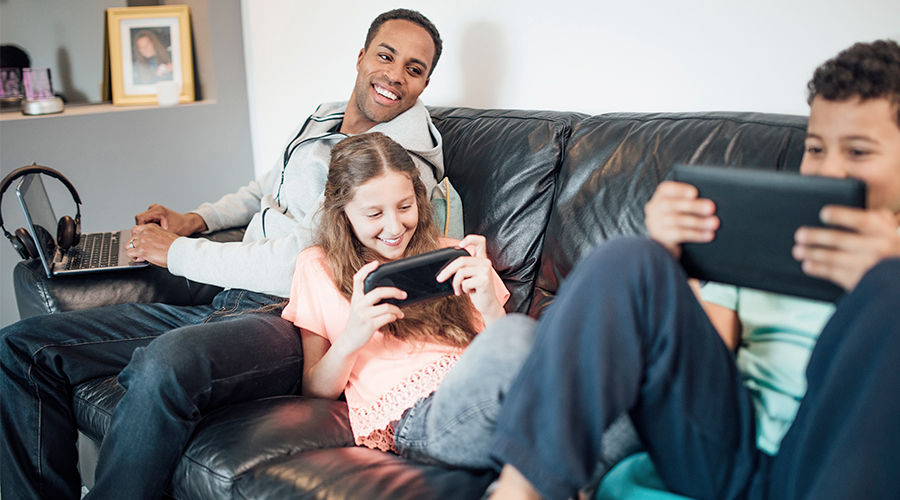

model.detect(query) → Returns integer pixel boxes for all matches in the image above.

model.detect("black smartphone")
[363,247,470,307]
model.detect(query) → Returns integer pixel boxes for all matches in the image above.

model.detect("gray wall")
[0,0,253,327]
[0,0,125,104]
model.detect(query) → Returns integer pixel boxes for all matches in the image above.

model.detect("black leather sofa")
[13,106,808,499]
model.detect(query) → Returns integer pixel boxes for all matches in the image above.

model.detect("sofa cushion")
[430,107,584,313]
[74,379,494,499]
[232,446,495,500]
[529,112,808,316]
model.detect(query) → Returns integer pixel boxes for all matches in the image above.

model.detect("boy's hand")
[644,181,719,258]
[793,205,900,291]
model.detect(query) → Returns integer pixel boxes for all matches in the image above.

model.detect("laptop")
[671,164,866,302]
[15,173,148,277]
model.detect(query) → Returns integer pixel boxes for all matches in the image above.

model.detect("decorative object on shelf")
[22,68,64,115]
[105,5,194,106]
[1,67,24,107]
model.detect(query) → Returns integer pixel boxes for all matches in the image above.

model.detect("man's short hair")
[364,9,442,77]
[807,39,900,127]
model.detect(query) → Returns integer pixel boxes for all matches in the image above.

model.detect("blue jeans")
[490,237,900,500]
[393,314,642,476]
[393,313,537,469]
[0,289,303,500]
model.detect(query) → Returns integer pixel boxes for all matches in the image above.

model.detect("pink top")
[282,239,510,452]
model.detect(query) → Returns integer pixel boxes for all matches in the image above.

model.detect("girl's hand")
[793,206,900,291]
[435,234,506,324]
[644,181,719,258]
[337,261,407,355]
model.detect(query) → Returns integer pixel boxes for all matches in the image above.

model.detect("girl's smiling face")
[344,170,419,261]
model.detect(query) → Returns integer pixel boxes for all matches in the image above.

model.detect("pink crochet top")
[282,240,509,452]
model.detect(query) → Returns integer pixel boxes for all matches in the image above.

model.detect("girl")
[281,132,534,467]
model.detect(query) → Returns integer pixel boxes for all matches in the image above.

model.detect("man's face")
[801,96,900,217]
[344,20,434,134]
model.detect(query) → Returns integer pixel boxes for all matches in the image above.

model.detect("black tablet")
[671,164,866,302]
[363,247,470,307]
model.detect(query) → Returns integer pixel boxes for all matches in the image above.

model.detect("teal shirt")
[701,283,835,454]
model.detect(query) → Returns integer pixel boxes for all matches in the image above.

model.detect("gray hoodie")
[167,99,462,297]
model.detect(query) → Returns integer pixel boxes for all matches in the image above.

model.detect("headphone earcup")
[57,215,79,249]
[14,227,39,259]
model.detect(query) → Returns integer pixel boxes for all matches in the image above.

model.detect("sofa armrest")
[14,228,245,319]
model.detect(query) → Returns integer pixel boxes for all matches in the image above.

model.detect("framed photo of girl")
[106,5,194,106]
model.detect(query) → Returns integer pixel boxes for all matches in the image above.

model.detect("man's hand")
[135,204,207,236]
[793,205,900,291]
[126,224,180,268]
[644,181,719,257]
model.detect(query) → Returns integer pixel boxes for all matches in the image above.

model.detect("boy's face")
[801,96,900,218]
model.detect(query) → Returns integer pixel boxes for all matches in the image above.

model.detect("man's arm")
[190,167,278,233]
[126,167,279,266]
[168,222,314,297]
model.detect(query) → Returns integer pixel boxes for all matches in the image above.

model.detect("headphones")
[0,163,82,260]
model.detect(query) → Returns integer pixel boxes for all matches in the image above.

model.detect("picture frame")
[105,5,194,106]
[0,67,24,102]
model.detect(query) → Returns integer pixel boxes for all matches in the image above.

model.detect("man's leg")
[767,258,900,499]
[85,290,303,500]
[0,301,214,500]
[490,237,760,500]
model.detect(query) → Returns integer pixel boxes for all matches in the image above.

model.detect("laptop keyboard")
[64,232,120,270]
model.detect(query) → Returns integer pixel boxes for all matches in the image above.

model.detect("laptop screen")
[15,173,59,276]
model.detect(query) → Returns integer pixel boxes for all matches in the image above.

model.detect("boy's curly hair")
[807,39,900,126]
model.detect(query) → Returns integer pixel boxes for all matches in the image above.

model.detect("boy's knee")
[564,237,680,302]
[593,236,672,266]
[858,258,900,298]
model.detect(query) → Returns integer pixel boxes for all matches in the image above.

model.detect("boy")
[490,39,900,499]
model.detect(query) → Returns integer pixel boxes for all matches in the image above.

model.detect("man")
[488,39,900,499]
[1,9,454,500]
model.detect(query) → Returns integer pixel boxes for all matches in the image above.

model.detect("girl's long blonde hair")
[316,132,477,347]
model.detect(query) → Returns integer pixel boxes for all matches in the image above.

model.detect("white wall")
[241,0,900,177]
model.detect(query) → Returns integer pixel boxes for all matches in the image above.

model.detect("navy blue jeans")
[490,237,900,500]
[1,289,303,500]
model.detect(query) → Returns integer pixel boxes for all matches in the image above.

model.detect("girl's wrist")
[481,303,506,326]
[332,333,365,359]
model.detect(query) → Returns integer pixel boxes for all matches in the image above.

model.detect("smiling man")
[1,9,458,500]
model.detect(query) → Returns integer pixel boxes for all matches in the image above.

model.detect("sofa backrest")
[530,111,808,315]
[430,108,808,317]
[431,107,584,314]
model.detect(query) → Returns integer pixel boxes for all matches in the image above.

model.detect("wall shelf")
[0,99,215,122]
